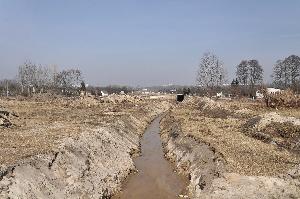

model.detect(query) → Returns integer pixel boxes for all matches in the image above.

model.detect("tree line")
[1,61,84,96]
[1,54,299,97]
[196,52,300,96]
[272,55,300,91]
[1,61,135,97]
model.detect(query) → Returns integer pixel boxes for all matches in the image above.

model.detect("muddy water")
[113,116,188,199]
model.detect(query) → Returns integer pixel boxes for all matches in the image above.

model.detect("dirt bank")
[160,113,225,198]
[113,116,187,199]
[160,97,300,198]
[0,96,171,198]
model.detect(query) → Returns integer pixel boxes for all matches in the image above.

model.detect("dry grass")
[171,97,300,176]
[0,95,164,165]
[262,122,300,152]
[216,98,300,119]
[264,89,300,108]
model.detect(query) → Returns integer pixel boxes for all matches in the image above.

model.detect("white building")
[266,88,281,94]
[256,88,282,99]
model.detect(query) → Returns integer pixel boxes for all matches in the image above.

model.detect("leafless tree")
[196,52,225,90]
[284,55,300,90]
[248,59,263,87]
[272,60,287,88]
[272,55,300,91]
[55,69,83,94]
[18,61,38,94]
[235,59,263,97]
[18,61,55,94]
[0,79,20,96]
[236,60,249,85]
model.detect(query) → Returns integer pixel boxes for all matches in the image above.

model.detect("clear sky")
[0,0,300,86]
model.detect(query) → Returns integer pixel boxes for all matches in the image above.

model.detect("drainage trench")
[113,116,188,199]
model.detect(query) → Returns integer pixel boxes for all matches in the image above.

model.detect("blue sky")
[0,0,300,86]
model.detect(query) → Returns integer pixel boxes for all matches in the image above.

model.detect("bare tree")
[18,61,55,94]
[236,60,248,85]
[0,79,20,96]
[16,61,86,96]
[272,55,300,91]
[272,60,286,88]
[196,52,225,90]
[284,55,300,89]
[235,59,263,97]
[248,60,263,87]
[18,61,38,94]
[55,69,83,95]
[36,64,53,91]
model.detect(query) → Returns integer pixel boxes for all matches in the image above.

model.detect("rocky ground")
[0,95,171,198]
[160,96,300,198]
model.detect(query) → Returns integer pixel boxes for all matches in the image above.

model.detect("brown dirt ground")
[170,97,300,176]
[217,98,300,118]
[0,95,165,165]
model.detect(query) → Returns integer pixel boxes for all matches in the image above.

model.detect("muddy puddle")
[113,116,188,199]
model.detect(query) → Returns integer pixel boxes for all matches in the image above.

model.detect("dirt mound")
[256,112,300,130]
[0,125,142,198]
[260,122,300,152]
[243,112,300,152]
[161,109,300,199]
[196,97,249,119]
[198,99,232,119]
[202,172,300,199]
[0,96,171,198]
[160,113,225,198]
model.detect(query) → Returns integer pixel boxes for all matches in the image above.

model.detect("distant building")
[266,88,281,94]
[256,88,282,99]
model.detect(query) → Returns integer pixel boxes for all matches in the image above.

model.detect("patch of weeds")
[198,101,250,119]
[243,118,300,152]
[262,122,300,152]
[242,116,262,135]
[263,122,300,139]
[250,131,272,142]
[198,102,233,119]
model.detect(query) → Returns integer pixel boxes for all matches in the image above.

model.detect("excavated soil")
[0,95,172,198]
[160,96,300,198]
[2,95,300,199]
